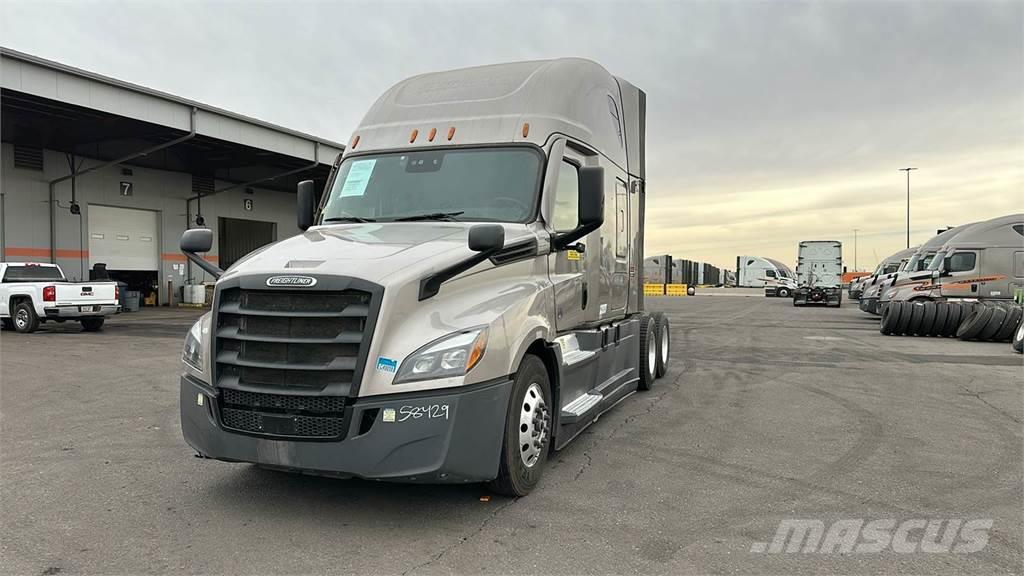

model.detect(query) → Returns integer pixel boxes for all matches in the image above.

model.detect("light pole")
[853,228,859,272]
[899,167,917,249]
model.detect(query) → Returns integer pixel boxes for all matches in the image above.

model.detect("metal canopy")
[2,89,332,192]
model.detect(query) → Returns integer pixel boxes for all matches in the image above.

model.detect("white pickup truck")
[0,263,119,333]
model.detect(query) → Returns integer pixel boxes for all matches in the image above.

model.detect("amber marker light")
[409,129,419,143]
[428,128,437,142]
[351,135,360,149]
[522,122,530,137]
[447,127,456,141]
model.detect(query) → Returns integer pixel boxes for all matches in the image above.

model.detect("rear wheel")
[13,302,39,334]
[653,312,670,378]
[638,315,657,391]
[488,355,552,497]
[81,317,105,332]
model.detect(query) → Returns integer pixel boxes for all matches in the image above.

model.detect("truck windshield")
[2,266,66,282]
[321,147,542,223]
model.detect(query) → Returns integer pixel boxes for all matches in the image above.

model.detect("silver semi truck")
[894,213,1023,302]
[176,59,671,495]
[792,240,843,307]
[876,225,971,313]
[857,247,917,314]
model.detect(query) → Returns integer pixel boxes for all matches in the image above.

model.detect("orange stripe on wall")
[5,248,88,258]
[4,247,51,258]
[161,253,218,262]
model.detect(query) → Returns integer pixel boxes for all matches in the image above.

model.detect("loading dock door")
[88,205,159,270]
[219,217,276,270]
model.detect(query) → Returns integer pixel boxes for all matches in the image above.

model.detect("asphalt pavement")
[1,296,1021,575]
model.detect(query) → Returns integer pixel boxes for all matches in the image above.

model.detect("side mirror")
[553,165,604,250]
[297,180,317,231]
[577,166,605,229]
[468,224,505,253]
[181,228,213,253]
[180,228,223,279]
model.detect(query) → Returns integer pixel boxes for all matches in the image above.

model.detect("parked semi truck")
[735,255,796,297]
[857,247,917,314]
[889,213,1023,304]
[175,59,671,496]
[792,241,843,307]
[876,225,971,314]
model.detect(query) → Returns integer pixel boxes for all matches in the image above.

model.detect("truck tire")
[916,301,938,336]
[81,317,105,332]
[638,315,657,391]
[930,302,949,337]
[879,301,902,335]
[957,304,993,340]
[898,302,920,336]
[488,355,552,497]
[777,287,791,298]
[976,305,1007,341]
[12,301,39,333]
[941,302,964,337]
[994,306,1022,342]
[653,312,670,378]
[1012,313,1024,353]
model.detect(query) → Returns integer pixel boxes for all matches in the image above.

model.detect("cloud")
[2,0,1021,270]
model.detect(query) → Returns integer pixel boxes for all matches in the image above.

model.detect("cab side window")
[765,270,777,278]
[948,252,976,272]
[551,161,579,233]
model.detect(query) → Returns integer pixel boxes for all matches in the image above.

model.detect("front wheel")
[777,287,791,298]
[488,355,552,497]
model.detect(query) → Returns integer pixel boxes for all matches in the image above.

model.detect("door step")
[560,392,602,423]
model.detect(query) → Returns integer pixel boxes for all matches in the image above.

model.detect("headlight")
[394,327,488,384]
[183,319,203,372]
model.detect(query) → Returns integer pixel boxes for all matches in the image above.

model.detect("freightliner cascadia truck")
[176,59,671,496]
[792,240,843,307]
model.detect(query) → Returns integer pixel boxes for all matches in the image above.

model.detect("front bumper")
[44,304,119,318]
[859,297,879,314]
[180,375,513,483]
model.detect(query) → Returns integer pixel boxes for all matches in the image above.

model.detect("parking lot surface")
[2,298,1021,575]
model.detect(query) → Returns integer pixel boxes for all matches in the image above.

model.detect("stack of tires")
[881,300,1024,346]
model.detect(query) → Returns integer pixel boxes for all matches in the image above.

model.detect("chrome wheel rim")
[518,383,549,467]
[15,309,28,329]
[1017,320,1024,342]
[647,330,656,375]
[660,325,669,366]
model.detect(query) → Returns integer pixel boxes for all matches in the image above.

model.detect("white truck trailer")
[792,241,843,307]
[175,59,671,496]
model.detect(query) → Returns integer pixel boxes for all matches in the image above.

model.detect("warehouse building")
[0,48,343,304]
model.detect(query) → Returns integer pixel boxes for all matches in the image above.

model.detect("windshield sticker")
[339,159,376,198]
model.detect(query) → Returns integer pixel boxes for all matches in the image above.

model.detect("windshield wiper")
[393,211,464,222]
[323,213,375,223]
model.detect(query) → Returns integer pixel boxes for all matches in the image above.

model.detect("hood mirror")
[297,180,317,230]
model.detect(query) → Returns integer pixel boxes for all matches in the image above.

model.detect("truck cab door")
[545,144,587,331]
[941,250,980,297]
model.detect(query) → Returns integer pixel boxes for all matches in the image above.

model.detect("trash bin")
[124,291,141,312]
[116,281,128,309]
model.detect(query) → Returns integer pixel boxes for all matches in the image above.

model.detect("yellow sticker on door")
[567,250,580,261]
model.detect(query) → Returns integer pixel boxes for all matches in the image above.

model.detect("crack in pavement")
[958,383,1021,424]
[400,497,518,576]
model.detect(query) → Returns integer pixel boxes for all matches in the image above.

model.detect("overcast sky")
[2,0,1021,271]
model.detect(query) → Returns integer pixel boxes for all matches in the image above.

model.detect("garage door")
[88,205,159,270]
